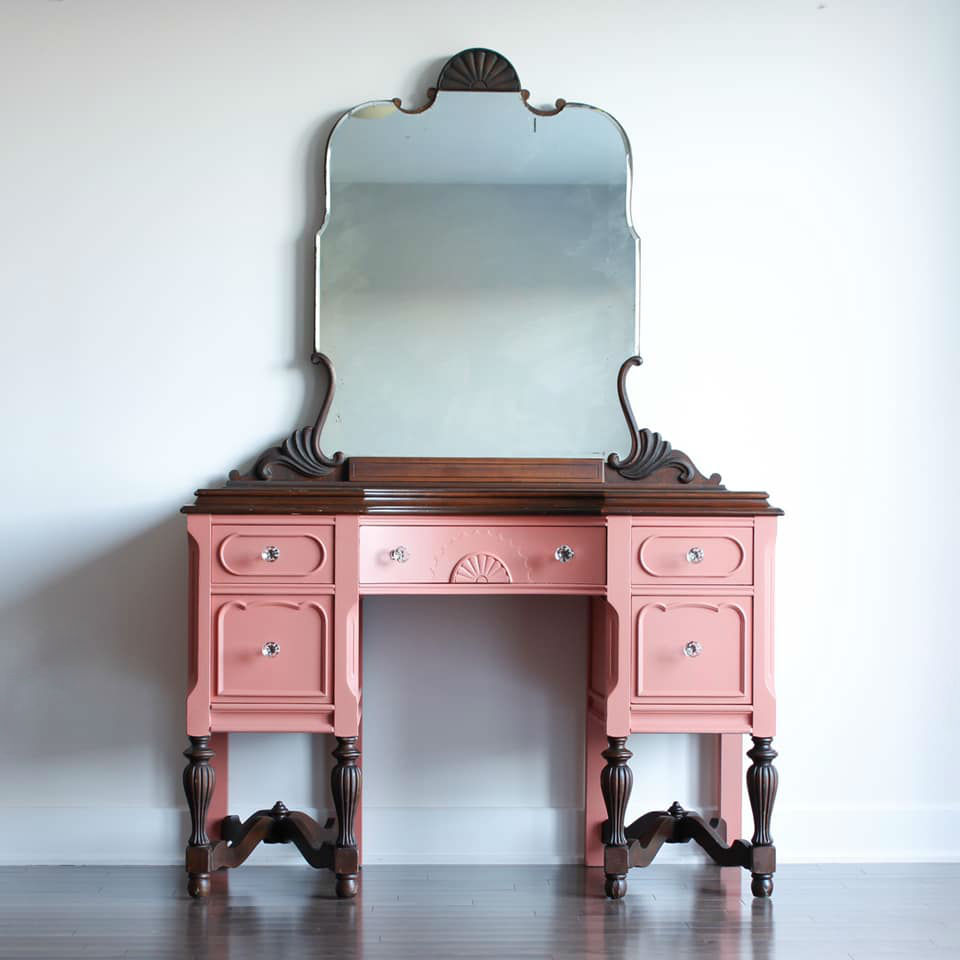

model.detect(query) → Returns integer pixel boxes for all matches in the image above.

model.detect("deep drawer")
[212,595,332,699]
[631,596,752,702]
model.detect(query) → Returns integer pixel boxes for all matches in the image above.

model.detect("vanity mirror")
[317,70,637,459]
[184,50,781,905]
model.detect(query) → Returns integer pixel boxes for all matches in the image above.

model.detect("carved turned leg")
[331,736,361,898]
[601,736,633,899]
[746,736,778,897]
[183,735,215,898]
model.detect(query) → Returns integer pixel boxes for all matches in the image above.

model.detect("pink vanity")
[181,49,781,903]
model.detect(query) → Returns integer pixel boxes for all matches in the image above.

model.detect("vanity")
[181,49,781,902]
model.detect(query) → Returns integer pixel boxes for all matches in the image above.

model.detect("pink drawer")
[212,524,333,584]
[632,526,752,585]
[213,596,332,699]
[632,596,751,702]
[359,525,606,585]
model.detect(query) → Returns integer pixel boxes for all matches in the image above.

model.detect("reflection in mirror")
[317,91,638,458]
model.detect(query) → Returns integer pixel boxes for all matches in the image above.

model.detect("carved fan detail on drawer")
[450,553,512,584]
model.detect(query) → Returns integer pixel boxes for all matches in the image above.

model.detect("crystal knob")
[261,641,281,658]
[683,641,703,658]
[554,544,576,563]
[261,546,280,563]
[686,546,704,564]
[389,546,409,563]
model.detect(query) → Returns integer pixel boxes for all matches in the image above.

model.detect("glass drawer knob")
[686,546,705,564]
[261,546,280,562]
[683,641,703,658]
[261,641,281,658]
[554,545,575,563]
[389,546,409,563]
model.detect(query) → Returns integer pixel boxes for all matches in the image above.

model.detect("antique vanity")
[181,49,781,902]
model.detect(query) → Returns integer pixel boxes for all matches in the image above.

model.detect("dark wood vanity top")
[185,480,781,516]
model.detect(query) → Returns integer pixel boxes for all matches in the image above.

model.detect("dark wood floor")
[0,863,957,959]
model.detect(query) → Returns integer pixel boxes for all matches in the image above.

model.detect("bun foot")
[335,873,359,899]
[604,874,627,899]
[751,873,774,898]
[187,874,210,898]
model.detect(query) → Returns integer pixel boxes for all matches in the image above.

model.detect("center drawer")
[359,525,606,585]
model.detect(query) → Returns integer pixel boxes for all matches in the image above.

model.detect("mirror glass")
[317,91,637,458]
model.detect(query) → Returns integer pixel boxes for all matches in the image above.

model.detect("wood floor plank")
[0,864,956,959]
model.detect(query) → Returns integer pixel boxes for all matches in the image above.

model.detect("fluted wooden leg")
[746,736,778,897]
[601,736,633,899]
[183,735,215,898]
[331,736,361,898]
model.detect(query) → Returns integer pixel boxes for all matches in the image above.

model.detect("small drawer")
[359,524,606,585]
[632,596,751,701]
[212,524,333,584]
[632,526,752,585]
[213,595,332,699]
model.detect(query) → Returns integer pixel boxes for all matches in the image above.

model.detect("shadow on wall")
[1,514,189,808]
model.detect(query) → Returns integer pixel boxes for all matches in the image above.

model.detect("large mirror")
[315,58,638,459]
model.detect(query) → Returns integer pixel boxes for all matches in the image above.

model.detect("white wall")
[1,0,958,864]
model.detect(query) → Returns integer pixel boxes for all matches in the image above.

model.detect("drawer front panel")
[632,526,752,585]
[359,525,606,585]
[214,596,332,698]
[632,596,751,701]
[213,525,333,583]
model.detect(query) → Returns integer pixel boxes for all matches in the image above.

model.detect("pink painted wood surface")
[358,524,606,586]
[632,597,752,701]
[213,523,333,584]
[718,733,742,843]
[334,515,361,737]
[213,596,332,698]
[629,706,753,734]
[207,732,229,842]
[752,516,777,736]
[186,515,212,737]
[210,703,334,733]
[584,597,610,867]
[604,517,633,739]
[632,525,752,585]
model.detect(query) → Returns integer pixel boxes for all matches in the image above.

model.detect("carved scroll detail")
[607,356,722,485]
[252,352,345,480]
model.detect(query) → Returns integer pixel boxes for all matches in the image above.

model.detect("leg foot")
[746,736,778,898]
[604,874,627,899]
[331,737,361,848]
[183,735,216,898]
[600,736,633,847]
[600,736,633,898]
[751,873,774,898]
[331,736,361,899]
[187,874,210,898]
[335,874,359,898]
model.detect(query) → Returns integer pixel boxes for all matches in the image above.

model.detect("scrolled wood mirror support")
[246,352,344,481]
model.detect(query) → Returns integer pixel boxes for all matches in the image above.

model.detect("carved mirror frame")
[231,49,723,492]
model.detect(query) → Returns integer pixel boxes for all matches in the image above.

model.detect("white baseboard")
[1,804,957,865]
